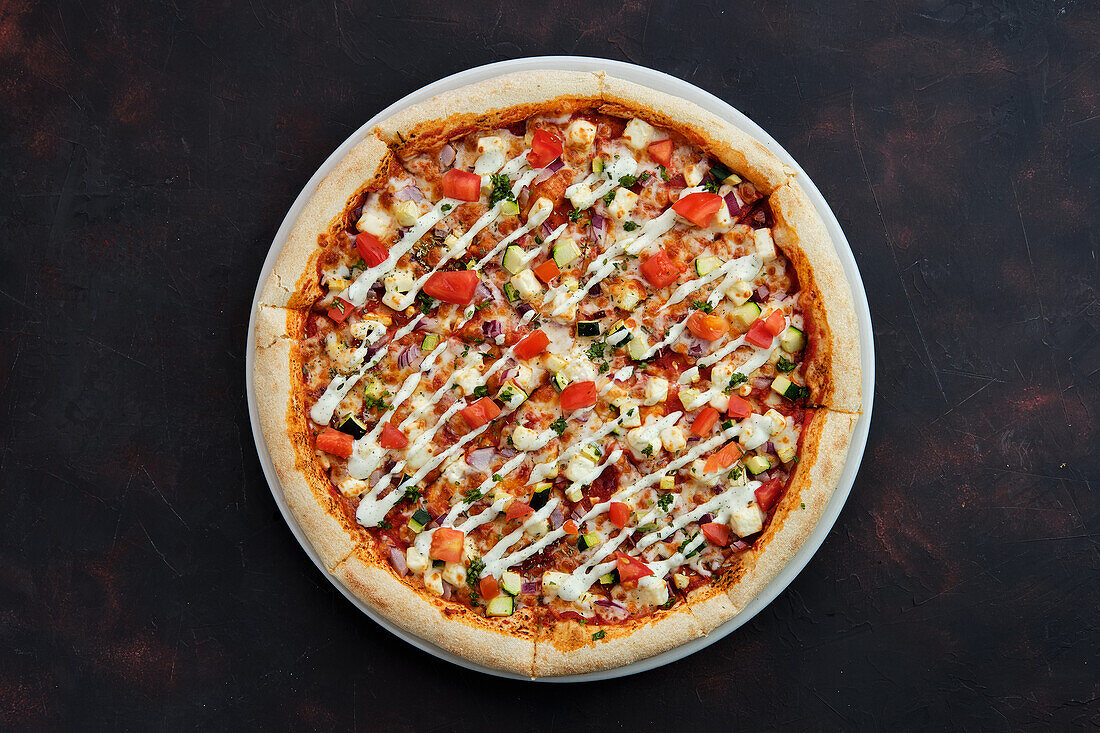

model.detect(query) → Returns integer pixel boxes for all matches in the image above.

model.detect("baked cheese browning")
[298,108,814,625]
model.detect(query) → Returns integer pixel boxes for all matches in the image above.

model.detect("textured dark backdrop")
[1,0,1097,730]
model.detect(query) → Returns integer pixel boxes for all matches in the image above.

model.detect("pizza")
[253,71,862,677]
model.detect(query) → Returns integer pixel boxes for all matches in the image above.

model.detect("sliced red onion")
[756,284,770,301]
[545,159,563,173]
[541,222,554,238]
[397,345,418,369]
[441,581,454,600]
[724,191,742,217]
[516,303,534,316]
[688,342,706,358]
[368,282,384,298]
[438,144,456,168]
[532,167,556,186]
[700,513,714,524]
[475,282,493,303]
[753,377,771,389]
[394,185,425,202]
[520,580,539,594]
[499,367,515,384]
[549,505,564,530]
[414,317,437,332]
[482,319,503,337]
[764,441,776,455]
[590,213,606,232]
[388,548,408,575]
[499,446,518,459]
[594,598,625,609]
[467,448,495,471]
[731,539,750,551]
[589,283,602,297]
[570,510,584,522]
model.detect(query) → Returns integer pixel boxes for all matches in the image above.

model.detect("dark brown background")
[1,0,1097,730]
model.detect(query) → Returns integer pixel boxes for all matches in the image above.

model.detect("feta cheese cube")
[630,574,669,607]
[406,547,431,574]
[622,118,658,151]
[511,426,543,452]
[542,571,570,599]
[566,119,597,148]
[338,477,369,497]
[708,392,730,412]
[607,187,639,220]
[753,228,776,261]
[660,425,687,452]
[442,561,467,587]
[356,207,391,237]
[392,199,421,227]
[510,269,542,300]
[724,280,754,305]
[612,398,642,428]
[474,136,507,175]
[423,567,444,595]
[683,160,707,187]
[497,380,527,410]
[643,377,669,405]
[454,367,482,396]
[678,387,709,411]
[564,454,597,484]
[728,503,766,537]
[609,279,645,312]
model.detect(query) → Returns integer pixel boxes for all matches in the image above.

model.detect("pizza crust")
[534,602,703,677]
[598,74,796,195]
[259,133,392,310]
[769,183,862,412]
[254,305,359,570]
[252,70,865,675]
[334,551,537,677]
[375,70,603,156]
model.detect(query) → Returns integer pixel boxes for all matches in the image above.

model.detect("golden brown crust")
[534,603,703,677]
[598,74,796,195]
[259,134,392,309]
[770,182,862,412]
[333,551,537,677]
[375,70,603,156]
[252,71,864,675]
[254,305,359,570]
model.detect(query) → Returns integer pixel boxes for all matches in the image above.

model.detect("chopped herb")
[702,178,721,194]
[363,394,389,411]
[473,385,489,398]
[598,361,610,374]
[602,189,617,206]
[550,418,568,436]
[723,373,748,394]
[467,558,486,593]
[776,357,797,373]
[352,258,369,271]
[691,300,713,314]
[464,488,483,503]
[492,473,502,482]
[678,530,701,558]
[657,164,671,182]
[379,520,392,529]
[727,466,744,481]
[800,502,806,510]
[657,493,674,512]
[618,173,643,187]
[534,235,543,244]
[592,630,606,641]
[569,208,584,222]
[403,485,421,501]
[416,292,435,315]
[460,345,470,358]
[586,341,607,361]
[786,384,810,401]
[622,221,639,231]
[441,203,452,212]
[642,445,654,457]
[488,174,515,207]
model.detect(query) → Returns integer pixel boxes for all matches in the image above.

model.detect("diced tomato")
[609,502,631,529]
[754,477,784,511]
[327,297,353,324]
[686,311,729,341]
[531,259,560,284]
[316,428,354,458]
[727,395,753,419]
[701,522,731,547]
[560,381,598,412]
[505,501,534,522]
[355,232,389,266]
[378,422,408,449]
[704,441,743,474]
[479,575,500,599]
[527,129,564,168]
[764,310,786,336]
[441,169,482,201]
[460,397,501,429]
[562,519,578,536]
[423,270,480,305]
[672,192,724,227]
[691,406,720,437]
[640,249,683,289]
[513,330,550,359]
[745,319,775,348]
[429,527,465,562]
[648,139,672,167]
[615,552,654,583]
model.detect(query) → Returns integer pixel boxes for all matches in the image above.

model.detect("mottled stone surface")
[1,1,1096,729]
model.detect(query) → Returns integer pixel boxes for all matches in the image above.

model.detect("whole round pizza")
[253,70,862,677]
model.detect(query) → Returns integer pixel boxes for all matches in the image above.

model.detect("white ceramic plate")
[245,56,875,682]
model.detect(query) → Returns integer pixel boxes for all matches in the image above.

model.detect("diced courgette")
[770,375,805,401]
[625,334,649,360]
[598,571,617,585]
[337,414,368,439]
[530,482,552,510]
[553,238,582,268]
[485,595,515,617]
[552,372,570,391]
[500,571,523,596]
[730,302,762,331]
[499,200,520,216]
[407,508,432,533]
[578,532,601,550]
[744,454,771,475]
[659,475,675,493]
[779,326,806,353]
[421,334,440,352]
[694,256,722,276]
[502,244,526,275]
[577,320,601,337]
[503,282,519,303]
[578,444,602,463]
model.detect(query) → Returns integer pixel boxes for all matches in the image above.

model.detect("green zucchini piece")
[625,335,648,360]
[407,508,431,533]
[500,571,523,596]
[578,532,601,550]
[499,200,520,216]
[552,372,570,391]
[502,244,526,275]
[592,157,605,174]
[337,414,368,439]
[577,320,601,337]
[730,301,762,331]
[485,595,515,617]
[598,572,616,585]
[578,444,602,463]
[745,454,771,475]
[779,326,806,353]
[421,334,440,352]
[553,238,582,268]
[530,483,552,510]
[694,256,722,276]
[503,281,519,303]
